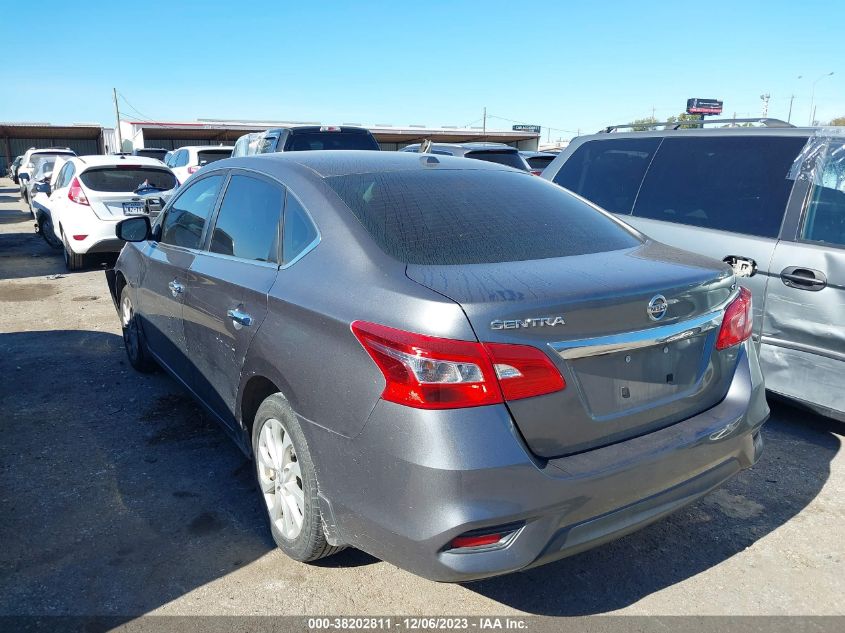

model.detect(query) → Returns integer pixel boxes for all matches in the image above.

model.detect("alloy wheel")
[257,418,305,540]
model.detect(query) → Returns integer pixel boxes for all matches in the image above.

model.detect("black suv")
[257,125,380,153]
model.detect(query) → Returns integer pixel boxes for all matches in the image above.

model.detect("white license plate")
[123,202,146,215]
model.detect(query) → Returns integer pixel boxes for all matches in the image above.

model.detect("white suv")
[17,147,77,198]
[41,155,178,270]
[164,145,233,184]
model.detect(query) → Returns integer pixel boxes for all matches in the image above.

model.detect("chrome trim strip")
[550,310,725,360]
[760,336,845,363]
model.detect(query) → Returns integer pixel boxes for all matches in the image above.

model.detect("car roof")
[29,147,75,154]
[70,155,173,168]
[519,150,557,157]
[223,149,528,179]
[574,125,819,143]
[173,145,234,151]
[263,125,372,133]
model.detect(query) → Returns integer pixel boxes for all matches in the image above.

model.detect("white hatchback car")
[164,145,233,184]
[40,155,178,270]
[18,147,77,199]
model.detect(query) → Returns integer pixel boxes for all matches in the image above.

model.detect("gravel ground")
[0,177,842,619]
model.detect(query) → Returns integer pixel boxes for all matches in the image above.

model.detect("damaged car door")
[761,138,845,420]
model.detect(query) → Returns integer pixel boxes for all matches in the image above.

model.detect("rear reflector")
[716,287,753,350]
[351,321,565,409]
[72,235,88,241]
[450,533,503,549]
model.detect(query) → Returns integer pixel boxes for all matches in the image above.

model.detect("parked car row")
[10,118,841,584]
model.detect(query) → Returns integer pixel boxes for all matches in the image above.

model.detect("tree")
[829,116,845,126]
[665,112,703,129]
[630,116,658,131]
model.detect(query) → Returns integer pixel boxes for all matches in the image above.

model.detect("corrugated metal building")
[0,123,113,173]
[118,119,541,152]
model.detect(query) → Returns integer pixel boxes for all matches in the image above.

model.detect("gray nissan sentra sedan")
[106,150,769,581]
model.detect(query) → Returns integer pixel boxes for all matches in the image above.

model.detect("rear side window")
[801,141,845,247]
[209,175,283,262]
[465,150,527,170]
[160,175,224,249]
[282,192,318,264]
[80,167,177,192]
[284,132,380,152]
[632,136,808,238]
[326,169,641,265]
[552,138,661,214]
[197,150,232,165]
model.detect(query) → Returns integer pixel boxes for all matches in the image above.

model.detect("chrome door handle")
[168,280,184,297]
[227,308,253,327]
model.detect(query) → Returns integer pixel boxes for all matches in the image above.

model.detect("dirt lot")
[0,177,843,618]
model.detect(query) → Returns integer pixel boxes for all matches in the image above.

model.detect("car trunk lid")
[406,241,738,458]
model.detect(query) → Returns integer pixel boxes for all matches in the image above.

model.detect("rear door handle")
[227,308,253,328]
[168,280,184,297]
[780,266,827,291]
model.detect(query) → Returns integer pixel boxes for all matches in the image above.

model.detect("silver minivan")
[543,124,844,421]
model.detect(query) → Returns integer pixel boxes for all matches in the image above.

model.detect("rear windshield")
[197,150,232,165]
[284,132,380,152]
[326,169,641,265]
[527,155,555,170]
[135,149,167,161]
[79,167,177,192]
[465,150,527,170]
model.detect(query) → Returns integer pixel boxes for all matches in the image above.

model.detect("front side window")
[632,136,808,238]
[282,192,318,264]
[552,137,661,215]
[801,141,845,247]
[175,150,188,167]
[326,169,641,265]
[209,175,283,262]
[159,175,224,249]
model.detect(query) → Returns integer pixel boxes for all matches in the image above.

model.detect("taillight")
[351,321,565,409]
[187,166,200,174]
[484,342,566,400]
[716,287,753,350]
[530,169,542,176]
[67,177,89,205]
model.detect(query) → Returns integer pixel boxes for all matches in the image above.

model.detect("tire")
[39,215,61,249]
[119,285,157,372]
[62,235,86,271]
[252,394,344,562]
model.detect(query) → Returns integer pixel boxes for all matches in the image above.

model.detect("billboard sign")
[686,98,723,115]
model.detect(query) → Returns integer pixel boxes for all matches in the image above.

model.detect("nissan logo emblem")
[647,295,668,321]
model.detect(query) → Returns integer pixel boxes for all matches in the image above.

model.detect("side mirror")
[116,216,151,242]
[35,182,51,195]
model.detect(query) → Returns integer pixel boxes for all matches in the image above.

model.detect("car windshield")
[33,159,55,178]
[285,132,380,151]
[326,169,641,265]
[135,149,167,161]
[526,155,555,169]
[79,167,178,192]
[197,150,232,165]
[465,150,528,170]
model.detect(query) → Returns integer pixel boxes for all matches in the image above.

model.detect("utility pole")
[760,93,770,118]
[113,88,123,152]
[787,95,796,123]
[809,72,834,126]
[482,107,486,138]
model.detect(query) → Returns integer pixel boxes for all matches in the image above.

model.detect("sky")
[1,0,842,140]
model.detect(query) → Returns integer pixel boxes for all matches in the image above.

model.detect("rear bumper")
[313,341,768,582]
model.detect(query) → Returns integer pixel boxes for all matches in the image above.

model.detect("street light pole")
[809,72,834,126]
